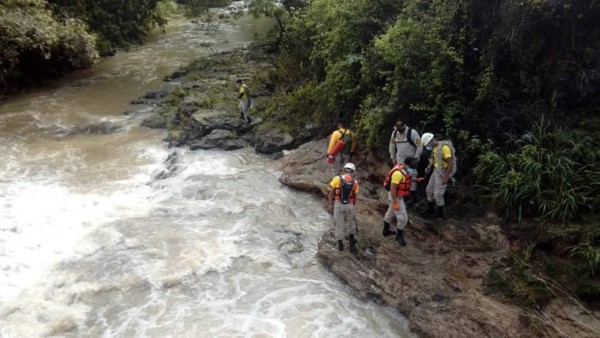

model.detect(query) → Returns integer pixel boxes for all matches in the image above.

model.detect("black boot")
[338,240,344,252]
[239,112,245,119]
[382,221,396,237]
[434,206,444,219]
[395,229,407,246]
[421,201,435,217]
[246,116,252,123]
[349,234,358,255]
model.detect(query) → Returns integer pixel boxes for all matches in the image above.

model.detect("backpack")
[393,127,416,148]
[337,175,356,204]
[384,164,402,191]
[242,84,252,105]
[436,140,457,177]
[338,129,353,154]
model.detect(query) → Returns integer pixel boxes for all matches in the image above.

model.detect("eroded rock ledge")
[135,43,600,338]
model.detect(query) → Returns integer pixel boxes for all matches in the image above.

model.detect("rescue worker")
[237,79,252,123]
[388,120,423,205]
[328,163,359,254]
[326,120,356,173]
[382,157,423,246]
[421,133,455,219]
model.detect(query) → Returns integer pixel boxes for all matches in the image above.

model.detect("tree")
[0,0,97,90]
[249,0,286,33]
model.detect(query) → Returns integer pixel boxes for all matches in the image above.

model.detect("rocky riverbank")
[133,42,600,337]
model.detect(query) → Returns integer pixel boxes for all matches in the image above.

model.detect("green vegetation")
[1,0,598,314]
[176,0,231,18]
[0,0,98,88]
[261,0,600,309]
[0,0,228,92]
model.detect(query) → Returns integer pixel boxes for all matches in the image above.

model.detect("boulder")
[254,129,294,154]
[189,129,245,151]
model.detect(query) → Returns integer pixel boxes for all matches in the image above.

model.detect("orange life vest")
[383,164,411,197]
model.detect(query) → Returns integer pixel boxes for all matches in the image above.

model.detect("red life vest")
[383,164,411,197]
[335,174,357,204]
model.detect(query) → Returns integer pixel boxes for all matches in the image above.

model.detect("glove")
[327,154,334,164]
[393,202,399,211]
[416,177,425,183]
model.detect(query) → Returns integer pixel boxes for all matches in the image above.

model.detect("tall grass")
[474,121,600,222]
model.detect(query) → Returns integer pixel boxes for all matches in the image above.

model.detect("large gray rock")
[141,115,166,129]
[254,130,294,154]
[189,129,245,151]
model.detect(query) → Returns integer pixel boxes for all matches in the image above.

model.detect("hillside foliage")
[0,0,210,92]
[261,0,600,306]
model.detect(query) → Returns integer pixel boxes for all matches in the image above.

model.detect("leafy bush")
[48,0,168,52]
[474,121,600,222]
[0,0,98,88]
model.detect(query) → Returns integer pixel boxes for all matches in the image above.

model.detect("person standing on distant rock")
[328,163,359,255]
[389,120,423,206]
[237,79,252,123]
[326,120,356,173]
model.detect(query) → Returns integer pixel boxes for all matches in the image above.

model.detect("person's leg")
[242,100,251,122]
[383,194,396,236]
[333,153,343,173]
[422,174,436,216]
[238,100,244,119]
[341,153,350,165]
[347,204,356,236]
[433,169,447,207]
[346,204,358,254]
[394,197,408,246]
[333,201,345,251]
[395,198,408,230]
[433,169,448,218]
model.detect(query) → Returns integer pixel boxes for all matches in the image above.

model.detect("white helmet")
[421,133,434,147]
[344,163,356,172]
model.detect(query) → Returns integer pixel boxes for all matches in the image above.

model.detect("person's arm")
[327,131,340,155]
[353,181,359,205]
[391,182,399,210]
[413,130,423,158]
[390,171,403,210]
[425,154,434,174]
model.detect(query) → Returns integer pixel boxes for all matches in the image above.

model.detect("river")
[0,12,412,338]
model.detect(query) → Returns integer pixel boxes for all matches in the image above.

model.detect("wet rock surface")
[274,139,600,338]
[135,44,600,337]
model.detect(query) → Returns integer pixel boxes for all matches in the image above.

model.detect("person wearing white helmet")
[388,120,423,205]
[420,133,456,219]
[327,162,359,254]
